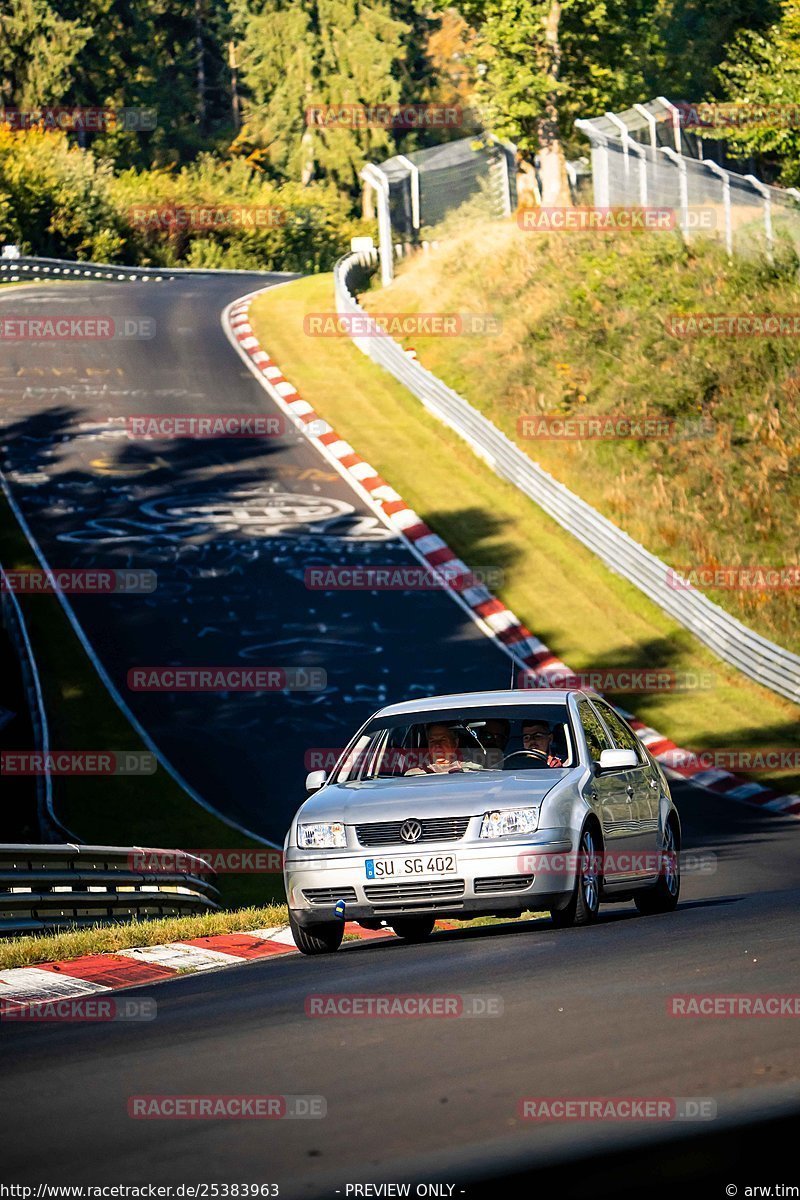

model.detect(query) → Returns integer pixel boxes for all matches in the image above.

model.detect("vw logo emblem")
[400,819,422,843]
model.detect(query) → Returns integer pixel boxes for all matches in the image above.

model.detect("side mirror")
[597,748,638,773]
[305,769,327,794]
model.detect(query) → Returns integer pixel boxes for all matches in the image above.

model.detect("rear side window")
[594,703,646,763]
[577,701,613,762]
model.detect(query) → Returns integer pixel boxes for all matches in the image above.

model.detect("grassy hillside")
[362,222,799,653]
[249,277,799,797]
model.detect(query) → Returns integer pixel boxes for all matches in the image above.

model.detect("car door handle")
[626,785,635,798]
[649,778,659,789]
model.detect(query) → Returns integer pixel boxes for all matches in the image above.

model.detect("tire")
[550,823,601,928]
[635,820,680,915]
[391,916,436,943]
[289,911,344,955]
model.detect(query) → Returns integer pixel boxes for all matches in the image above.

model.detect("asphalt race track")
[1,276,798,1197]
[0,277,509,841]
[1,778,799,1194]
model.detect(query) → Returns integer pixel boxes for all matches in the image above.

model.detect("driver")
[405,723,483,775]
[521,719,564,767]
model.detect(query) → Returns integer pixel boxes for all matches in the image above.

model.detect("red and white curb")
[222,290,799,821]
[0,923,400,1011]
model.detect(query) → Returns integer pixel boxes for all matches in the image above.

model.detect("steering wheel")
[500,749,548,770]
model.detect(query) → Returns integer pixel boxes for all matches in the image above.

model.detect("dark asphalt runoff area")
[0,277,509,841]
[1,777,799,1194]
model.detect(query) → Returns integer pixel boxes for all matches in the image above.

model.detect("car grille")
[474,875,534,894]
[355,817,470,846]
[302,887,358,905]
[364,880,465,903]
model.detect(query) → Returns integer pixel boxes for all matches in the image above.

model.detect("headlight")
[479,808,539,838]
[297,821,347,849]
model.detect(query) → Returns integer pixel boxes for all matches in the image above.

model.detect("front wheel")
[289,911,344,955]
[550,824,601,928]
[391,916,436,943]
[635,821,680,915]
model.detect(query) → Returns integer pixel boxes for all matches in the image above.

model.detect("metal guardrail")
[0,255,279,283]
[334,250,800,705]
[0,563,70,841]
[0,844,219,936]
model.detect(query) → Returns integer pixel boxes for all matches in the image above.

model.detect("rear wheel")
[391,916,436,943]
[550,824,601,928]
[289,911,344,955]
[635,820,680,915]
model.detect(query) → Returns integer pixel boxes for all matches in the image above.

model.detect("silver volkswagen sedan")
[283,690,681,954]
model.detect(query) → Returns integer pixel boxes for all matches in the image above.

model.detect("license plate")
[365,854,457,879]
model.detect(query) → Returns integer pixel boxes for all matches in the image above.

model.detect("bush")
[0,127,371,271]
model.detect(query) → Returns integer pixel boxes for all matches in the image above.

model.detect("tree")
[444,0,657,203]
[712,0,800,184]
[638,0,779,102]
[0,0,91,108]
[229,0,418,198]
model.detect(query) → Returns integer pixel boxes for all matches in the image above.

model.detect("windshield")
[333,704,575,783]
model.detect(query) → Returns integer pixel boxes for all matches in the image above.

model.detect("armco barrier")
[0,255,285,283]
[334,249,800,706]
[0,844,219,936]
[0,563,70,841]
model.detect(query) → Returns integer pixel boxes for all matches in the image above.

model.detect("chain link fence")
[362,135,516,284]
[576,96,800,261]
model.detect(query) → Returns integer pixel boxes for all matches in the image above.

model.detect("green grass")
[364,220,800,653]
[0,490,285,909]
[248,275,799,796]
[0,904,288,969]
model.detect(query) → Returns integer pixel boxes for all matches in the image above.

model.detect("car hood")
[297,770,570,824]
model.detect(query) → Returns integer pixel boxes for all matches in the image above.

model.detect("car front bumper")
[284,831,575,926]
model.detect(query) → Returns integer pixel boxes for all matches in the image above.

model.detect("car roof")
[375,689,595,718]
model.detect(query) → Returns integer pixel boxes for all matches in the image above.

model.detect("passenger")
[480,718,511,769]
[405,723,483,775]
[521,719,564,767]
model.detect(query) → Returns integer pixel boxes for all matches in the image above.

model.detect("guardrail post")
[361,164,393,286]
[605,112,631,183]
[395,154,420,232]
[629,141,649,206]
[745,174,774,262]
[703,160,733,257]
[657,95,683,154]
[575,121,610,207]
[660,146,689,233]
[633,102,659,155]
[489,136,514,217]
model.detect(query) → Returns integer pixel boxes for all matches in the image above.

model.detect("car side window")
[595,703,645,763]
[577,701,613,763]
